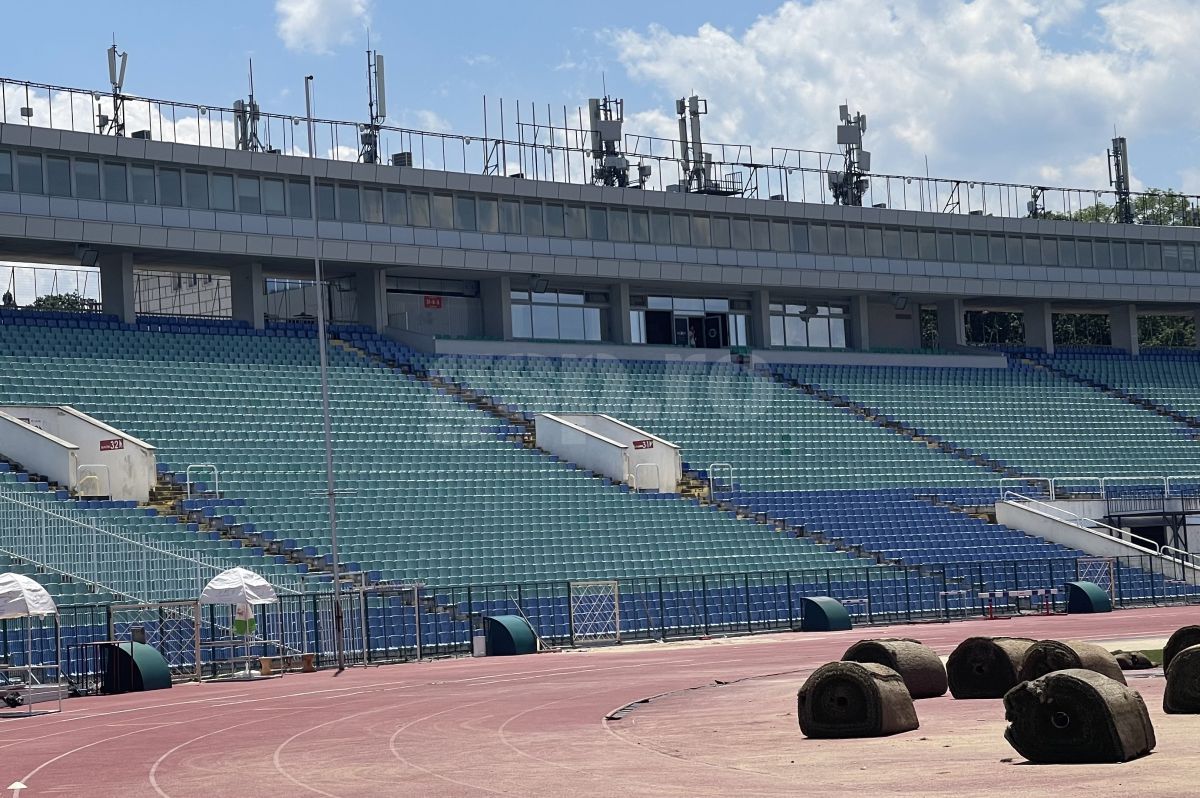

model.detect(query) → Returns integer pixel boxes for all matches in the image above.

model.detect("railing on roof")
[0,482,302,602]
[3,76,1200,225]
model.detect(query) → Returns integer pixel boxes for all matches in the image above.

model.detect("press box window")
[290,180,312,219]
[236,176,260,214]
[316,183,337,221]
[339,185,362,223]
[76,159,103,200]
[103,162,127,202]
[159,169,183,207]
[45,156,71,197]
[210,173,235,211]
[185,170,209,209]
[17,153,42,194]
[262,178,286,216]
[527,202,549,236]
[0,152,11,192]
[131,165,156,205]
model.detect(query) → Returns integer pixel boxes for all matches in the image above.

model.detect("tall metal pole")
[305,76,345,673]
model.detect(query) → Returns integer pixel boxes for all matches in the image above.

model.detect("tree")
[30,292,93,312]
[1139,315,1195,348]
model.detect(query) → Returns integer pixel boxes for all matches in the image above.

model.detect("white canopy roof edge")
[199,567,278,606]
[0,573,58,620]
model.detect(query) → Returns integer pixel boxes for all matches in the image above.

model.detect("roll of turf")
[1018,640,1126,685]
[1163,625,1200,672]
[946,637,1036,699]
[841,638,947,699]
[1004,668,1155,763]
[1163,644,1200,714]
[1112,650,1155,671]
[797,661,919,738]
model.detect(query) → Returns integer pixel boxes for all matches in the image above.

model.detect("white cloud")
[414,110,452,133]
[275,0,370,55]
[610,0,1200,195]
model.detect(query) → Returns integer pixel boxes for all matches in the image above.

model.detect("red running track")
[0,605,1196,797]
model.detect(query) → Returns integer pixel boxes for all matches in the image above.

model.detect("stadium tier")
[1036,348,1200,424]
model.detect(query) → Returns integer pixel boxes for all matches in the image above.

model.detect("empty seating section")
[413,352,995,491]
[1042,349,1200,423]
[773,362,1200,479]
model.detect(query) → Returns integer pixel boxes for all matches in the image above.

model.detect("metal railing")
[1001,490,1163,554]
[3,75,1199,224]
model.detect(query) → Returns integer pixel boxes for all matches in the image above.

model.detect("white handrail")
[1001,491,1163,554]
[1049,476,1103,499]
[186,463,220,499]
[708,462,734,498]
[1166,475,1200,497]
[999,477,1053,501]
[76,463,111,498]
[1100,475,1168,500]
[632,462,661,492]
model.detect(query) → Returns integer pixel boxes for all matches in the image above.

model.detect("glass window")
[361,187,383,223]
[71,159,98,200]
[45,156,71,197]
[185,170,208,209]
[794,222,812,253]
[431,194,453,228]
[711,216,730,248]
[1040,237,1058,266]
[236,175,259,214]
[454,195,475,231]
[883,229,901,258]
[1163,244,1179,271]
[609,208,629,242]
[1146,243,1162,270]
[511,305,532,338]
[730,314,747,347]
[290,180,312,219]
[1059,239,1076,268]
[103,162,127,202]
[955,233,972,261]
[337,184,361,222]
[901,229,918,259]
[936,232,954,260]
[785,316,807,347]
[159,168,183,207]
[731,218,752,249]
[1094,240,1111,268]
[846,225,865,256]
[918,230,936,259]
[1077,239,1092,268]
[808,316,831,347]
[558,306,585,341]
[16,153,41,194]
[1182,245,1196,272]
[865,227,883,257]
[1127,242,1144,270]
[1006,235,1023,264]
[409,192,430,226]
[751,219,771,250]
[770,315,785,347]
[564,205,586,238]
[1111,241,1127,269]
[828,224,847,255]
[631,310,646,344]
[671,214,690,245]
[584,307,601,341]
[772,220,791,252]
[1023,237,1041,265]
[316,183,336,220]
[829,317,847,348]
[499,199,519,233]
[650,212,672,245]
[692,216,712,247]
[809,223,828,254]
[130,165,156,205]
[539,203,560,237]
[210,173,234,210]
[631,210,650,243]
[532,304,557,338]
[476,197,498,233]
[587,207,608,240]
[0,152,11,192]
[972,234,988,263]
[255,177,283,216]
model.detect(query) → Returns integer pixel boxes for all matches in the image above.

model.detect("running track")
[0,605,1196,797]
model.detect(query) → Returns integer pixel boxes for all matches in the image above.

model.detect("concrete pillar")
[99,251,136,324]
[230,262,265,330]
[749,289,772,349]
[480,276,512,340]
[354,267,388,333]
[935,298,966,349]
[609,282,632,344]
[850,294,870,350]
[1021,301,1054,354]
[1193,309,1200,350]
[1110,303,1139,356]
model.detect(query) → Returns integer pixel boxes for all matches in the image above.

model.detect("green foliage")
[30,292,93,312]
[964,310,1023,346]
[1053,313,1110,346]
[1139,315,1195,348]
[1042,188,1197,226]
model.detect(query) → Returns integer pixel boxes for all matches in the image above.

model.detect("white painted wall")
[0,411,79,492]
[553,414,682,493]
[0,406,157,502]
[534,415,629,490]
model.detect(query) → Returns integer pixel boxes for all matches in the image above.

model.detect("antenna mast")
[98,41,128,136]
[234,59,264,152]
[1108,135,1133,224]
[829,103,870,206]
[361,48,387,164]
[587,94,649,188]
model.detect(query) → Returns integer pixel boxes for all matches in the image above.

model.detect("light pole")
[304,75,345,673]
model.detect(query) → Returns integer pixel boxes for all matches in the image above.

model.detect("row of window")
[2,149,1197,271]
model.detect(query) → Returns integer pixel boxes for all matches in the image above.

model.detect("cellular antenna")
[1107,135,1133,224]
[234,59,265,152]
[361,47,387,164]
[98,42,129,136]
[829,103,870,206]
[587,93,648,188]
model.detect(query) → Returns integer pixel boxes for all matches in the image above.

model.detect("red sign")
[632,439,654,450]
[423,295,443,310]
[99,438,124,451]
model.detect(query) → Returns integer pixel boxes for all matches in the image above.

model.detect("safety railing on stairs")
[1002,491,1163,554]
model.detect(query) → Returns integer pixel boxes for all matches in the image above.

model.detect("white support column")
[480,276,512,340]
[609,283,632,344]
[1110,303,1139,356]
[1021,301,1054,354]
[354,267,388,333]
[935,298,966,349]
[850,294,870,350]
[229,262,265,330]
[99,251,136,324]
[749,289,771,349]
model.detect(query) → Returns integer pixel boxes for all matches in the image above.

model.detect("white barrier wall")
[534,413,681,493]
[0,406,157,502]
[0,411,79,492]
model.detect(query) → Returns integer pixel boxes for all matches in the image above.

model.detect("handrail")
[1001,491,1162,554]
[1100,475,1168,500]
[76,463,111,498]
[1049,476,1103,499]
[632,462,661,493]
[999,477,1053,501]
[1166,475,1200,497]
[708,463,734,500]
[185,463,220,499]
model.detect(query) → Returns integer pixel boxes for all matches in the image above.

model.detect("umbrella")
[0,573,57,620]
[199,567,278,606]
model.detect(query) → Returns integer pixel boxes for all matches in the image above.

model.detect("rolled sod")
[1163,644,1200,714]
[797,661,919,738]
[1017,640,1126,685]
[1163,625,1200,672]
[841,638,947,699]
[1111,650,1155,671]
[946,637,1036,699]
[1004,668,1155,763]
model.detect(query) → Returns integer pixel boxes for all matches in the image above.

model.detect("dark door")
[645,310,673,345]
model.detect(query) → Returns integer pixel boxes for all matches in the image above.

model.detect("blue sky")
[3,1,1200,193]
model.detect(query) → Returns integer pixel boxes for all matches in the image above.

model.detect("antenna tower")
[233,60,264,152]
[587,95,649,188]
[97,41,128,136]
[829,103,870,206]
[360,48,387,164]
[1108,136,1133,224]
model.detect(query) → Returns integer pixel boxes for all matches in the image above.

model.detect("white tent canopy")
[0,573,58,620]
[199,567,278,606]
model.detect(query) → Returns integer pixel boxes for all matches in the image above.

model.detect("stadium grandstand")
[3,68,1200,681]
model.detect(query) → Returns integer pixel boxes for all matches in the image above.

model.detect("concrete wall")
[534,415,630,491]
[552,413,681,492]
[866,301,922,350]
[387,293,482,338]
[0,411,79,493]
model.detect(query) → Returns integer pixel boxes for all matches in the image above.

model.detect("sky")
[3,0,1200,194]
